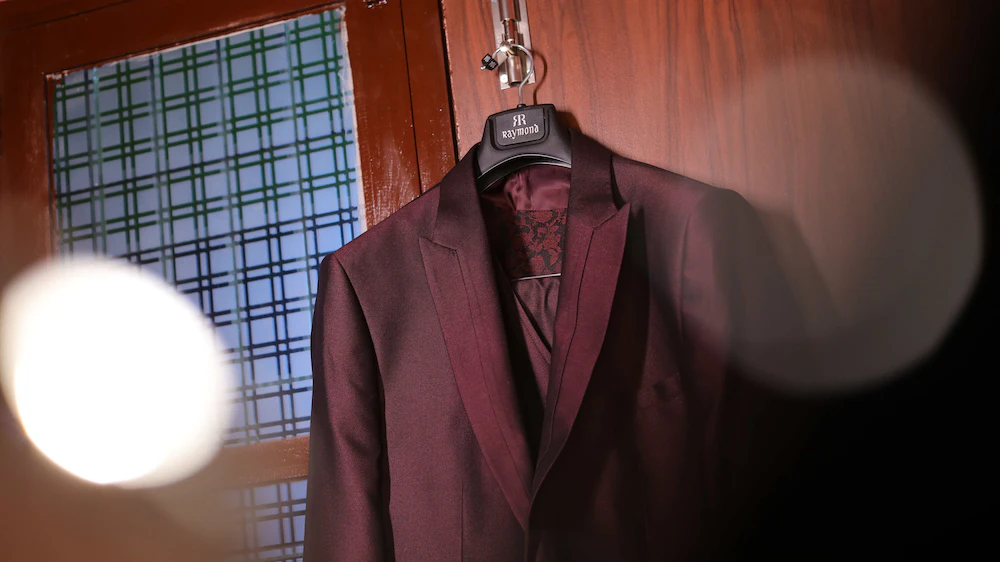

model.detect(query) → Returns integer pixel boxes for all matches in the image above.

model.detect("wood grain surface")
[442,0,995,391]
[400,0,456,191]
[0,0,129,33]
[344,0,422,227]
[0,29,50,290]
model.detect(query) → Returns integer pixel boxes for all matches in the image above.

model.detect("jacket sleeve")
[679,189,814,558]
[304,254,392,561]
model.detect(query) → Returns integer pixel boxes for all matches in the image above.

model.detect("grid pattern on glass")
[230,479,307,562]
[50,8,358,445]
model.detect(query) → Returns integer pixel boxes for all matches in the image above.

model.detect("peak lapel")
[419,152,533,530]
[533,133,631,494]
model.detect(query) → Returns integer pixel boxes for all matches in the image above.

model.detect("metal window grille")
[50,8,358,449]
[231,479,308,562]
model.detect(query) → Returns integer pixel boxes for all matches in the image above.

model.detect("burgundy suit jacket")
[305,133,807,561]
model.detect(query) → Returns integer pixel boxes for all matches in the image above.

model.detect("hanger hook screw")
[479,42,535,108]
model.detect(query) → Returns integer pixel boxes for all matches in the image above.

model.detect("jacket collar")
[431,131,621,248]
[420,131,630,529]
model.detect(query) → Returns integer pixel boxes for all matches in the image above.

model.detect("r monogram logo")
[494,107,544,146]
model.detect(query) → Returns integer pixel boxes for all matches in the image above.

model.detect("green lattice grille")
[230,479,308,562]
[51,8,358,449]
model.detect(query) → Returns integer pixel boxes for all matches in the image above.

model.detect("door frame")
[0,0,454,484]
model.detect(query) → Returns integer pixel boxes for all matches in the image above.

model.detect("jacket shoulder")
[612,155,748,217]
[328,185,440,272]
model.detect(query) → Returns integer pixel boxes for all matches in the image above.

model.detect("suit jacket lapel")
[420,133,630,521]
[420,153,533,530]
[533,133,630,494]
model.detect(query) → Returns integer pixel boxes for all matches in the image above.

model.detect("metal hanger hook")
[484,45,504,66]
[503,42,535,107]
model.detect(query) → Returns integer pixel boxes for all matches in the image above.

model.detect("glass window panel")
[228,479,308,562]
[50,8,358,454]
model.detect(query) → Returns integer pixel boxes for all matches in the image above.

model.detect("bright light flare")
[0,257,228,487]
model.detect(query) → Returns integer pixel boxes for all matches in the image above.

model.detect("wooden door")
[440,0,996,555]
[442,0,993,390]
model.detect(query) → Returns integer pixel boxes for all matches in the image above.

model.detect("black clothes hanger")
[476,43,569,283]
[475,44,572,193]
